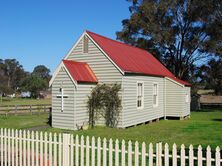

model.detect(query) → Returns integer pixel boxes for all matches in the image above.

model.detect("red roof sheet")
[63,60,97,83]
[168,76,191,86]
[86,31,191,86]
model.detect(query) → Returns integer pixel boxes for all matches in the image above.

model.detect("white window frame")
[153,82,158,107]
[137,81,144,109]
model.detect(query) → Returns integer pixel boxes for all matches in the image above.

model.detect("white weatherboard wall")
[67,36,122,84]
[66,36,124,127]
[74,84,95,128]
[165,79,190,117]
[183,86,191,116]
[122,76,164,127]
[52,67,75,130]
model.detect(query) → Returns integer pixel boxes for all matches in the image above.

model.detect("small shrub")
[87,84,121,128]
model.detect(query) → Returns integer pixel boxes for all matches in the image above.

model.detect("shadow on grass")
[211,118,222,122]
[195,108,222,112]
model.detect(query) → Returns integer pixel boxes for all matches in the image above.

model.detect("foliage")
[87,84,121,128]
[103,84,122,127]
[87,84,105,128]
[0,59,27,94]
[0,59,50,97]
[20,74,48,98]
[117,0,222,80]
[198,58,222,95]
[0,58,51,97]
[33,65,51,81]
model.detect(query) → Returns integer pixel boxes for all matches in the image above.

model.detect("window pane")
[137,100,141,107]
[153,84,157,95]
[138,86,141,96]
[137,82,143,108]
[153,95,157,105]
[138,83,142,96]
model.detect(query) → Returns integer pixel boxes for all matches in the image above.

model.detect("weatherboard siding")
[74,84,95,128]
[165,79,185,117]
[67,37,122,84]
[73,83,124,128]
[51,67,75,130]
[183,86,191,116]
[122,76,164,127]
[66,36,123,127]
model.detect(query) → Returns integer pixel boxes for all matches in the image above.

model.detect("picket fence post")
[103,138,107,166]
[135,141,139,166]
[156,142,162,166]
[1,128,3,166]
[81,135,85,166]
[206,146,211,166]
[141,142,146,166]
[92,136,96,166]
[86,136,90,166]
[164,143,169,166]
[215,146,221,166]
[63,133,70,166]
[97,137,101,166]
[180,144,185,166]
[172,143,177,166]
[70,134,74,166]
[128,141,132,166]
[189,144,194,166]
[149,143,153,166]
[75,135,79,166]
[121,140,126,166]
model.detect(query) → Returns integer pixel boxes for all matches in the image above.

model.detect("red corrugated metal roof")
[86,30,191,86]
[168,76,191,86]
[63,60,97,83]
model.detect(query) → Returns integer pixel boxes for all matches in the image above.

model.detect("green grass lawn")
[0,97,51,106]
[0,110,221,148]
[0,114,49,129]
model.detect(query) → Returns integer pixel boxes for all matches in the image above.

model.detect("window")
[137,82,144,109]
[153,83,158,107]
[83,35,88,53]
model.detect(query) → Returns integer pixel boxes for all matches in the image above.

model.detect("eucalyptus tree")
[117,0,222,80]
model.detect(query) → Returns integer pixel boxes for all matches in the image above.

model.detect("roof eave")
[124,71,165,78]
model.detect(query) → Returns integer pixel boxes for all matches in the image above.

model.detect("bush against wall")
[87,84,121,128]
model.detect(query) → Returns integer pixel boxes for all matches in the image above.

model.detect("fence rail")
[0,128,221,166]
[0,104,51,115]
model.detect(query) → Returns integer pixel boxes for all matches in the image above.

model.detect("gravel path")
[26,125,51,131]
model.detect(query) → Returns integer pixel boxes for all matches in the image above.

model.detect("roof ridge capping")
[86,30,149,53]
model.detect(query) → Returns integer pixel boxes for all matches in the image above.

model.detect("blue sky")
[0,0,131,72]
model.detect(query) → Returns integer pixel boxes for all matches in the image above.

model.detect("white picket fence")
[0,128,221,166]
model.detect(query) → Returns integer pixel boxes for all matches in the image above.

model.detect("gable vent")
[83,35,89,53]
